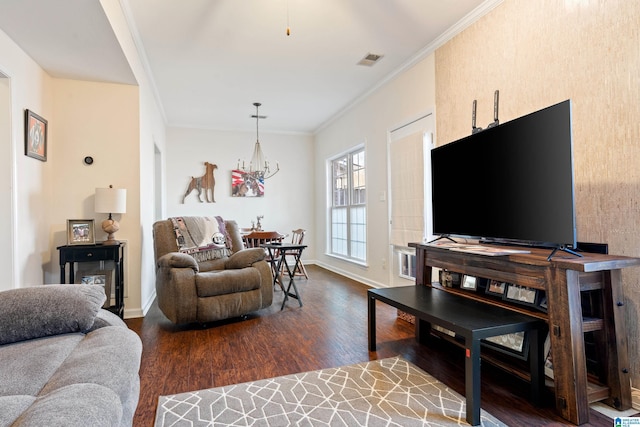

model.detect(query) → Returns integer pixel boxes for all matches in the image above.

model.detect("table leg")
[368,294,376,351]
[285,276,303,307]
[68,261,75,284]
[271,250,289,311]
[466,337,481,426]
[529,328,543,405]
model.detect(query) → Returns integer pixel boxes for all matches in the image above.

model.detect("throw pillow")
[0,284,105,345]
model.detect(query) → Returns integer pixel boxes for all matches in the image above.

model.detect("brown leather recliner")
[152,218,273,324]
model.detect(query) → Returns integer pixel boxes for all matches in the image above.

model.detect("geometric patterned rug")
[155,356,507,426]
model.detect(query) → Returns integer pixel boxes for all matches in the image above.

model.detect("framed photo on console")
[461,275,477,291]
[486,280,507,297]
[439,270,462,288]
[483,331,529,360]
[503,283,540,307]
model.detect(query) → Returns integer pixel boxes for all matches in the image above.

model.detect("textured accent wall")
[435,0,640,386]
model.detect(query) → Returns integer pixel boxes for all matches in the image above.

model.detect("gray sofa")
[0,284,142,427]
[153,217,273,324]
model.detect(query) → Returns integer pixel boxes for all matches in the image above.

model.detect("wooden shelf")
[432,282,548,321]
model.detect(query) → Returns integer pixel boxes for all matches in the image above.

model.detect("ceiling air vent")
[357,53,384,67]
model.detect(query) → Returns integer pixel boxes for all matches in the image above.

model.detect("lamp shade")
[95,187,127,214]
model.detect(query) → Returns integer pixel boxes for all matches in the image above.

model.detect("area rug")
[155,356,506,426]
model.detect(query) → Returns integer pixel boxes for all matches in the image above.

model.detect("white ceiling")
[0,0,498,133]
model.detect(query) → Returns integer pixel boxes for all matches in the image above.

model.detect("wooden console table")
[409,242,640,425]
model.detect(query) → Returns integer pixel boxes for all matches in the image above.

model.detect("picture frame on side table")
[24,109,48,161]
[75,270,111,308]
[67,219,95,245]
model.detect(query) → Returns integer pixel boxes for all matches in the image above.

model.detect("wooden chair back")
[242,231,285,248]
[290,229,305,245]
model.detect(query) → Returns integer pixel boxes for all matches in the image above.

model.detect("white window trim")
[327,144,367,263]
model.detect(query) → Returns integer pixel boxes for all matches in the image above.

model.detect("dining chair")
[241,231,285,248]
[280,228,308,279]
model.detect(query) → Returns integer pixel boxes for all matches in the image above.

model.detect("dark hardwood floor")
[125,265,618,426]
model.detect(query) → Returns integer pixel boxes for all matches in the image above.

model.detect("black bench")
[368,285,545,426]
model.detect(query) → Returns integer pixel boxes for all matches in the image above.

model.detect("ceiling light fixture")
[237,102,279,180]
[286,0,291,36]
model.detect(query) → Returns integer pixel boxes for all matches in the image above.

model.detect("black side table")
[57,242,125,318]
[261,243,307,310]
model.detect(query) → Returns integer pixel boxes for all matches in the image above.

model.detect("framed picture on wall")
[24,109,48,161]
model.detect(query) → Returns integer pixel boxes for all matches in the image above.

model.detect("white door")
[387,113,434,286]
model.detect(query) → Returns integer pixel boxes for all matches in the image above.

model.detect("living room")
[1,0,639,425]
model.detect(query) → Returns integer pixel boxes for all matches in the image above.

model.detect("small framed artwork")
[67,219,95,245]
[75,270,111,308]
[439,270,462,288]
[461,275,477,291]
[485,280,507,297]
[503,283,540,307]
[24,109,48,161]
[483,331,529,360]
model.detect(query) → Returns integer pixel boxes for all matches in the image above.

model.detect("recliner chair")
[152,217,273,324]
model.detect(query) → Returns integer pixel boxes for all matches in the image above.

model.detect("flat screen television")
[430,99,576,251]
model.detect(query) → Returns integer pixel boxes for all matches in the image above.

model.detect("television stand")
[546,246,583,261]
[409,242,640,425]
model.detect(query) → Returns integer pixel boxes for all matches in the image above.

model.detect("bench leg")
[368,295,376,352]
[466,338,481,426]
[529,328,543,405]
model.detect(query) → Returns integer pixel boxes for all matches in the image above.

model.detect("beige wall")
[314,56,436,287]
[435,0,640,386]
[49,79,140,312]
[164,126,315,260]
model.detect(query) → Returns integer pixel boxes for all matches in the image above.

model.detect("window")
[398,250,416,280]
[330,147,366,261]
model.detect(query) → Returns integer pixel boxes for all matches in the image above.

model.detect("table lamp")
[95,185,126,245]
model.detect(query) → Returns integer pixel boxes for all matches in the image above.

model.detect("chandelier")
[237,102,279,180]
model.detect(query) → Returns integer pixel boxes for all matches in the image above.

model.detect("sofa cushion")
[40,326,142,406]
[0,395,37,427]
[0,334,84,397]
[0,285,105,345]
[12,383,122,427]
[195,268,261,297]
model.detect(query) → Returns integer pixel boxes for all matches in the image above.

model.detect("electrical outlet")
[381,258,386,269]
